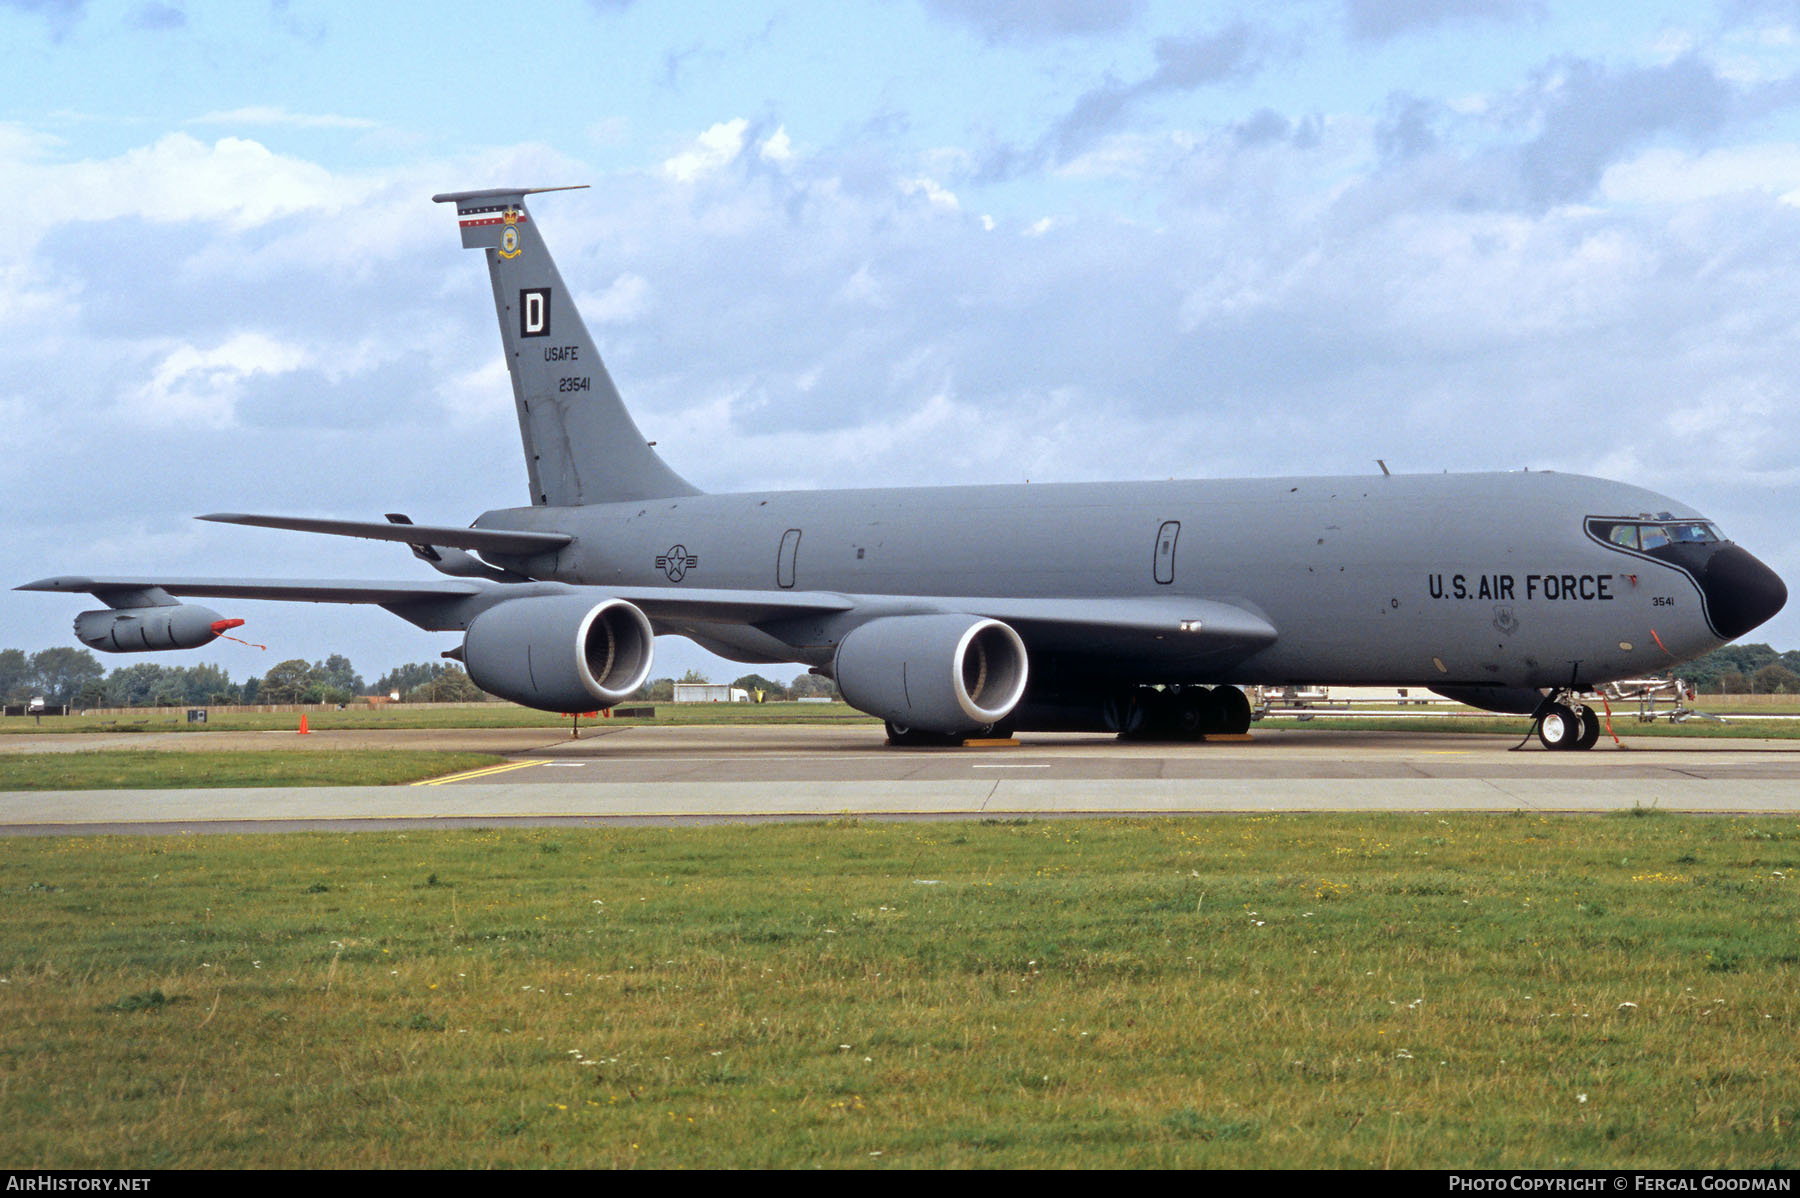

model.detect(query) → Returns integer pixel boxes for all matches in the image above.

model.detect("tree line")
[0,648,842,709]
[0,648,486,708]
[5,640,1791,709]
[1676,643,1800,695]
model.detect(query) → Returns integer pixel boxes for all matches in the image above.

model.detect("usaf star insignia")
[656,545,698,582]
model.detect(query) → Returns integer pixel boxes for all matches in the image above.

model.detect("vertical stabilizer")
[432,186,700,505]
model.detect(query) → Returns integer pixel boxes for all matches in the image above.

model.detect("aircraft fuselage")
[475,468,1779,693]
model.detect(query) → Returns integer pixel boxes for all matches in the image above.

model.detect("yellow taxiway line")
[412,760,551,787]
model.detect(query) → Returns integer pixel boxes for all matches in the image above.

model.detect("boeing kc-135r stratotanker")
[19,186,1789,749]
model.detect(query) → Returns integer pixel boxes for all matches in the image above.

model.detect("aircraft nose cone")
[1701,544,1787,641]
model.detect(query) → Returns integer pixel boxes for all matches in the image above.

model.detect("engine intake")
[835,614,1029,734]
[463,594,654,713]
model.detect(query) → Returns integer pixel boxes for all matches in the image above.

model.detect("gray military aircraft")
[19,186,1789,749]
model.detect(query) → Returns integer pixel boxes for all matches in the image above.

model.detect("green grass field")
[3,815,1797,1168]
[0,750,505,790]
[0,700,879,735]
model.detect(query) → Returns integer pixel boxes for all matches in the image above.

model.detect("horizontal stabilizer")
[429,184,589,206]
[197,513,571,556]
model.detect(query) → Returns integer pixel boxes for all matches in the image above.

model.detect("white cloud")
[1601,145,1800,206]
[580,273,651,324]
[662,119,750,182]
[0,133,371,289]
[759,126,794,163]
[130,332,310,429]
[1056,130,1189,180]
[187,107,379,130]
[1711,17,1800,85]
[837,263,889,308]
[587,116,631,146]
[59,134,355,228]
[1646,26,1698,61]
[437,357,511,427]
[0,121,62,162]
[901,175,960,210]
[0,260,77,330]
[666,386,981,492]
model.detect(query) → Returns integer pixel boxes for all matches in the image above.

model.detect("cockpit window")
[1589,518,1722,551]
[1665,522,1718,544]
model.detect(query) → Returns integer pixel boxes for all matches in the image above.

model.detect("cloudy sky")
[4,0,1800,688]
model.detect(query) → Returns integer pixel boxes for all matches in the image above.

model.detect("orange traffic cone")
[298,714,310,735]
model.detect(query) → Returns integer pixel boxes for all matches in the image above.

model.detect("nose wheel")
[1536,698,1602,750]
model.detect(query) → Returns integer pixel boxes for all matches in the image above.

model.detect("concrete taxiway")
[2,724,1798,834]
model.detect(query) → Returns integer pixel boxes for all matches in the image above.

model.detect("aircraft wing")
[15,575,859,630]
[644,589,1276,661]
[569,588,1271,645]
[15,575,489,604]
[196,513,571,556]
[18,576,1267,662]
[20,576,1261,636]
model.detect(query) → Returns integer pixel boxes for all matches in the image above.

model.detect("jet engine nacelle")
[462,594,654,713]
[834,614,1029,734]
[75,604,233,653]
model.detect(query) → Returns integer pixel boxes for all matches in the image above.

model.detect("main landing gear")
[1534,694,1602,751]
[1116,685,1253,742]
[884,720,1013,747]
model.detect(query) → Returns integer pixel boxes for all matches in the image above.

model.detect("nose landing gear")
[1534,695,1602,751]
